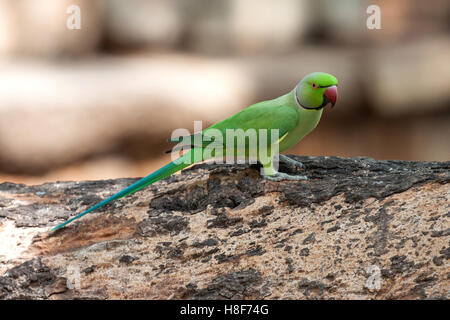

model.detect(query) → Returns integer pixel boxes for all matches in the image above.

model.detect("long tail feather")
[51,158,191,231]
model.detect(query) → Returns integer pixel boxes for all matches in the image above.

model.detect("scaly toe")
[263,172,308,181]
[279,154,306,169]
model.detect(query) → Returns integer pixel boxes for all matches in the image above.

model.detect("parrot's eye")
[311,82,317,89]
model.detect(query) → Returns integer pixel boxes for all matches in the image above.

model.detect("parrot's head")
[295,72,338,110]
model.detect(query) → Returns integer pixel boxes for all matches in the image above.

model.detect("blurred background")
[0,0,448,185]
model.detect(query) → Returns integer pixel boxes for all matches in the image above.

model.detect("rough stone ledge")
[0,156,448,299]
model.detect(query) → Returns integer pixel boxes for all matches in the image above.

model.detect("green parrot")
[51,72,338,231]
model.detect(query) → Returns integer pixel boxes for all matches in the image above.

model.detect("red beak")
[324,85,337,107]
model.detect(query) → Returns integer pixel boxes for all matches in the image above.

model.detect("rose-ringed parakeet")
[51,72,338,231]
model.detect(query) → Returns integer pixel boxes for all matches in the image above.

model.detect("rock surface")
[0,156,449,300]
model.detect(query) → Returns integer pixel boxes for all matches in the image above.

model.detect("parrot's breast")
[278,108,323,152]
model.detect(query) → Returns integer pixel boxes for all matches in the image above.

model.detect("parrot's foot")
[279,154,306,170]
[263,172,308,182]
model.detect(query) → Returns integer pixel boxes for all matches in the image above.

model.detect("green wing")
[210,102,297,134]
[169,100,298,151]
